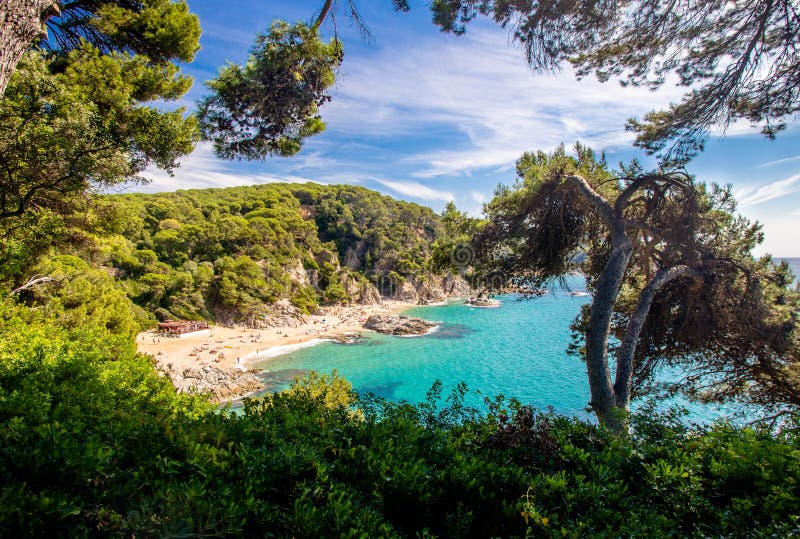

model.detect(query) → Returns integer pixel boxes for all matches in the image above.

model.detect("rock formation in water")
[363,314,438,335]
[465,295,501,308]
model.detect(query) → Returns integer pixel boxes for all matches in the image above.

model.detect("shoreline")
[136,300,415,372]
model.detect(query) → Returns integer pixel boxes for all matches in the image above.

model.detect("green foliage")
[2,331,799,537]
[428,0,799,165]
[478,144,614,286]
[303,183,444,280]
[431,201,481,273]
[0,0,200,245]
[23,255,144,339]
[44,0,201,65]
[66,183,447,324]
[198,21,342,159]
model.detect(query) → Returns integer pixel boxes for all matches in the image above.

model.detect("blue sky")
[136,1,800,256]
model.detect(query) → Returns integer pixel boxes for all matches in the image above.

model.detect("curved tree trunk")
[613,265,695,408]
[564,175,632,431]
[584,229,632,432]
[0,0,59,97]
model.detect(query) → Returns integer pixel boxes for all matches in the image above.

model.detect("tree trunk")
[312,0,333,30]
[613,265,694,408]
[585,229,632,432]
[0,0,59,97]
[564,174,632,432]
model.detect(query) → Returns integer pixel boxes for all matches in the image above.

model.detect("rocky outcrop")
[343,241,366,269]
[391,280,420,303]
[465,295,501,308]
[341,273,382,305]
[156,361,265,403]
[286,259,311,286]
[329,332,363,344]
[395,273,471,304]
[363,314,437,335]
[441,274,471,297]
[254,299,307,328]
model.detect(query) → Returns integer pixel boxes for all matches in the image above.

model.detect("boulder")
[465,295,501,308]
[363,314,437,336]
[156,361,265,403]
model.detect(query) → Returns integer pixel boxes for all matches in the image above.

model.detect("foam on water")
[247,338,328,361]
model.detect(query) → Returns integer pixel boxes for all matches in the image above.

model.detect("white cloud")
[757,155,800,168]
[735,174,800,207]
[374,179,454,202]
[322,26,700,179]
[135,142,319,193]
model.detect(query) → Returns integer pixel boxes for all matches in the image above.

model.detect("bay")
[252,276,737,422]
[256,284,593,417]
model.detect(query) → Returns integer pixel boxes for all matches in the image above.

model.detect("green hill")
[84,183,466,326]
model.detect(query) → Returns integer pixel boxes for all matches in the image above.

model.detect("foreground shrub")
[1,308,798,536]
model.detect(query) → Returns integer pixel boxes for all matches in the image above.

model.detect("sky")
[135,1,800,257]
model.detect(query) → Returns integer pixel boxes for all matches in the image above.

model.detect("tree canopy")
[0,0,201,218]
[429,0,800,164]
[198,21,342,160]
[0,0,200,97]
[0,0,201,275]
[476,145,800,429]
[78,183,445,324]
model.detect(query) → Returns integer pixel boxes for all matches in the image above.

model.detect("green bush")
[2,318,799,538]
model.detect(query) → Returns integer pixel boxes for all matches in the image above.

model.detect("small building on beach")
[157,319,209,337]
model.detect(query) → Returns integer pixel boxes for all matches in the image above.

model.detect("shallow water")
[242,273,781,423]
[257,288,594,417]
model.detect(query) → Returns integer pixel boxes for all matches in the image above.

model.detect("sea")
[250,275,751,423]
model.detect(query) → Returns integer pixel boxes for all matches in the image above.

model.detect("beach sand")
[136,301,412,371]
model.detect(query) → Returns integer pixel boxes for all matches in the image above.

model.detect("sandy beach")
[136,301,413,370]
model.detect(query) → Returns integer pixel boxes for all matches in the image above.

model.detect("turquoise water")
[253,279,744,422]
[246,265,794,423]
[256,278,590,419]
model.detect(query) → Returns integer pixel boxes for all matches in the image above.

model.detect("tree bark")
[564,175,632,432]
[585,229,632,432]
[9,274,56,295]
[613,265,695,408]
[0,0,59,97]
[312,0,334,30]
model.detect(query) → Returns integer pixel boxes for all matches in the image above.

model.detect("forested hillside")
[80,183,464,326]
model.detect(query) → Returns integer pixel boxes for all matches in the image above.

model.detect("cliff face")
[285,260,471,307]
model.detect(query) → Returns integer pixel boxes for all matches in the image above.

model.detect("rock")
[155,361,265,403]
[341,273,382,305]
[441,274,471,297]
[286,259,311,286]
[392,281,419,303]
[465,295,501,308]
[342,242,363,269]
[363,314,437,336]
[329,332,363,345]
[250,300,307,329]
